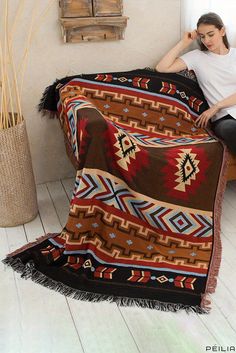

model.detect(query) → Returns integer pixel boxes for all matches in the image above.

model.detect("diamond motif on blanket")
[118,77,128,82]
[114,132,140,171]
[169,212,193,233]
[161,146,210,201]
[179,91,187,98]
[83,259,92,268]
[174,149,200,192]
[157,275,168,283]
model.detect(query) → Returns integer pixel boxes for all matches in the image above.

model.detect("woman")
[156,12,236,155]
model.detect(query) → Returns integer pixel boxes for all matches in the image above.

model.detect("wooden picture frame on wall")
[59,0,128,43]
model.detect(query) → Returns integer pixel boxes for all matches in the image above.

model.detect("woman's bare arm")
[195,92,236,128]
[155,30,198,73]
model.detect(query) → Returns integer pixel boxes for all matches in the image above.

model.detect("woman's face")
[197,23,225,52]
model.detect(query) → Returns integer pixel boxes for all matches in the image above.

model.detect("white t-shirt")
[180,48,236,121]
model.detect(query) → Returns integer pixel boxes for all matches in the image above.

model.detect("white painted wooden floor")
[1,177,236,353]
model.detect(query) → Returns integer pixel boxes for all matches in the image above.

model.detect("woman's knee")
[213,119,236,140]
[212,118,236,154]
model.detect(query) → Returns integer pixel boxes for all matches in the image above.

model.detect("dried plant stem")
[5,0,16,127]
[0,42,5,129]
[5,0,22,126]
[9,0,26,47]
[19,0,55,102]
[7,0,26,126]
[19,1,39,108]
[6,69,14,127]
[6,0,25,125]
[2,0,9,128]
[0,0,20,129]
[0,0,4,128]
[0,0,54,130]
[30,0,56,41]
[1,74,8,129]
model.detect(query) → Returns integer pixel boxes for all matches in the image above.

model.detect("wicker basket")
[0,120,38,227]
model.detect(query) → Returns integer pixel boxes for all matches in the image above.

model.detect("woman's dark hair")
[197,12,230,51]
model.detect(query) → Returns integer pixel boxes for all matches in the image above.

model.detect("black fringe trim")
[37,79,60,117]
[143,66,156,72]
[2,256,209,314]
[36,68,199,119]
[37,75,84,118]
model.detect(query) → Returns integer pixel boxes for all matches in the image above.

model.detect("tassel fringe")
[37,74,84,117]
[37,80,60,117]
[2,256,209,315]
[199,143,228,311]
[204,143,229,296]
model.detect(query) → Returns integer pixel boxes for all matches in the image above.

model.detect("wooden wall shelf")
[59,0,128,43]
[60,16,128,42]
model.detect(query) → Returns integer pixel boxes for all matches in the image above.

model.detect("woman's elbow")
[155,64,168,73]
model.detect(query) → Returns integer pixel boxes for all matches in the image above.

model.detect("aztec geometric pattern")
[3,68,227,314]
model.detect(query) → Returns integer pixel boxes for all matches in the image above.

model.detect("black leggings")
[210,115,236,155]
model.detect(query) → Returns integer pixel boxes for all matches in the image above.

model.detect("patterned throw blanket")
[3,68,228,313]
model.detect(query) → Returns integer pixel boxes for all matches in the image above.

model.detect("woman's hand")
[181,30,198,47]
[194,105,220,128]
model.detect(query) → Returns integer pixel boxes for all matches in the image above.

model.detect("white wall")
[20,0,181,184]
